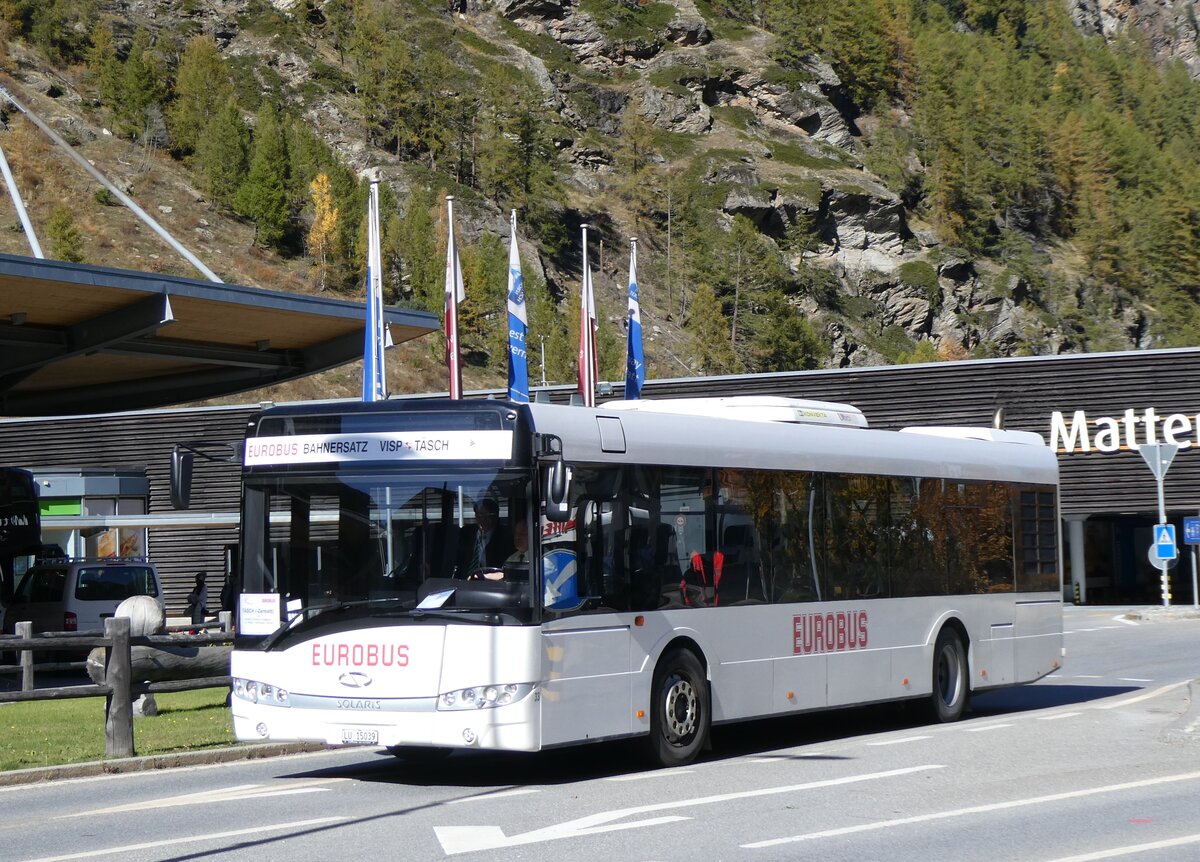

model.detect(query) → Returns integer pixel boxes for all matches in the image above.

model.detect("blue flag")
[625,238,645,399]
[507,210,529,402]
[362,179,386,402]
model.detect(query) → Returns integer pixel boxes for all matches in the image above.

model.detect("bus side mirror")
[546,460,570,522]
[171,448,194,510]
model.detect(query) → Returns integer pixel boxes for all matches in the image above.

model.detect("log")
[87,643,232,686]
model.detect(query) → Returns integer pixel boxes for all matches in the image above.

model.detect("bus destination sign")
[244,430,514,465]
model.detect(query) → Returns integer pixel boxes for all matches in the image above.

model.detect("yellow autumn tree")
[307,173,339,291]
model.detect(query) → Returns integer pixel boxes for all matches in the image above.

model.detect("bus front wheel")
[646,648,709,767]
[929,627,969,723]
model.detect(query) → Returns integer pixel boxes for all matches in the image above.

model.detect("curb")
[0,741,328,787]
[1163,679,1200,745]
[1122,607,1200,622]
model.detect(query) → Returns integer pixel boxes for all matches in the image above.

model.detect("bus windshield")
[241,467,535,625]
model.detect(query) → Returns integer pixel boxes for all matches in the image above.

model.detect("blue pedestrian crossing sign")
[1153,524,1177,561]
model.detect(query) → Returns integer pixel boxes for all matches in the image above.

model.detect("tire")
[646,648,709,767]
[386,746,454,764]
[929,627,969,723]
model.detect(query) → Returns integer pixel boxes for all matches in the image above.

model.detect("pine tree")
[398,186,441,313]
[746,292,825,372]
[46,205,85,263]
[685,283,736,374]
[28,0,92,65]
[168,36,232,156]
[86,23,122,110]
[235,105,291,250]
[197,98,250,208]
[616,102,659,232]
[458,232,507,362]
[118,29,167,141]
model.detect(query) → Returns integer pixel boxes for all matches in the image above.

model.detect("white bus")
[221,395,1062,767]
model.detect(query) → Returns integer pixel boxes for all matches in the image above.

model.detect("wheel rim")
[936,643,962,708]
[663,673,697,744]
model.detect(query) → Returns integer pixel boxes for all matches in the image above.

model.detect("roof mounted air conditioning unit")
[601,396,868,428]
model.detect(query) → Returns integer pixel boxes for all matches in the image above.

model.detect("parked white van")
[2,558,164,635]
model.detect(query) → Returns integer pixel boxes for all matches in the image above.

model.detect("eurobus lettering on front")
[227,396,1062,770]
[1051,407,1200,453]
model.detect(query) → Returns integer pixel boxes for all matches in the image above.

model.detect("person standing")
[186,571,208,624]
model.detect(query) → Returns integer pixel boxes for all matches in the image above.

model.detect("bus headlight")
[232,678,290,706]
[438,683,534,710]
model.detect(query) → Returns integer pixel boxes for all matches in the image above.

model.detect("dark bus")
[0,468,40,605]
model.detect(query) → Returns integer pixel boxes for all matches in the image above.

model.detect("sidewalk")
[0,741,328,787]
[1122,605,1200,622]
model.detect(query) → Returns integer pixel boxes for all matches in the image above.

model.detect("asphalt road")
[1,605,1197,862]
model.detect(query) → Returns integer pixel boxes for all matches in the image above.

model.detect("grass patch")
[0,687,234,771]
[690,0,753,41]
[768,141,846,170]
[579,0,674,41]
[647,66,693,97]
[711,105,757,132]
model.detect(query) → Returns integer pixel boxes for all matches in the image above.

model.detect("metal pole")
[1194,510,1199,609]
[0,139,42,257]
[1193,542,1199,610]
[1156,472,1170,607]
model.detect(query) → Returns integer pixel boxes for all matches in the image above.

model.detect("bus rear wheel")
[646,648,709,767]
[929,627,969,723]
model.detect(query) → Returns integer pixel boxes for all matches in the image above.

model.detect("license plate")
[340,728,379,745]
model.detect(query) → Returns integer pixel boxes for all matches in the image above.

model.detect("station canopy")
[0,253,439,416]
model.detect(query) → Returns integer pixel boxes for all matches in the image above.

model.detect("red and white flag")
[444,195,465,399]
[577,223,598,407]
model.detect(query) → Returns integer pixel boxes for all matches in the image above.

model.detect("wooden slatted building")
[2,347,1198,610]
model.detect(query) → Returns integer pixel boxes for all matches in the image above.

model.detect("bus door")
[539,480,633,748]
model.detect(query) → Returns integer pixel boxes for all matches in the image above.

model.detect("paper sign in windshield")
[244,430,514,465]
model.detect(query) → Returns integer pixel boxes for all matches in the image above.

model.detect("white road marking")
[448,788,541,803]
[1117,678,1153,683]
[435,764,945,855]
[742,768,1200,848]
[1113,615,1139,626]
[1037,712,1081,721]
[1095,681,1188,710]
[1041,832,1200,861]
[58,778,344,817]
[606,769,694,782]
[865,736,930,746]
[18,817,347,862]
[964,724,1012,733]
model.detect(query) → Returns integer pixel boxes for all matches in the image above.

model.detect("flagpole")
[361,177,386,402]
[445,195,465,400]
[507,209,529,402]
[578,224,597,407]
[370,179,386,394]
[625,236,645,400]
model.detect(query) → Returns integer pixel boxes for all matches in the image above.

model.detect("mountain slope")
[1,0,1197,405]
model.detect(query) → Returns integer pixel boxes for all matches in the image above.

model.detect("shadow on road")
[970,682,1138,715]
[284,680,1143,789]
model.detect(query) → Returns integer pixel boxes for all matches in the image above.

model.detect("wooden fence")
[0,614,234,758]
